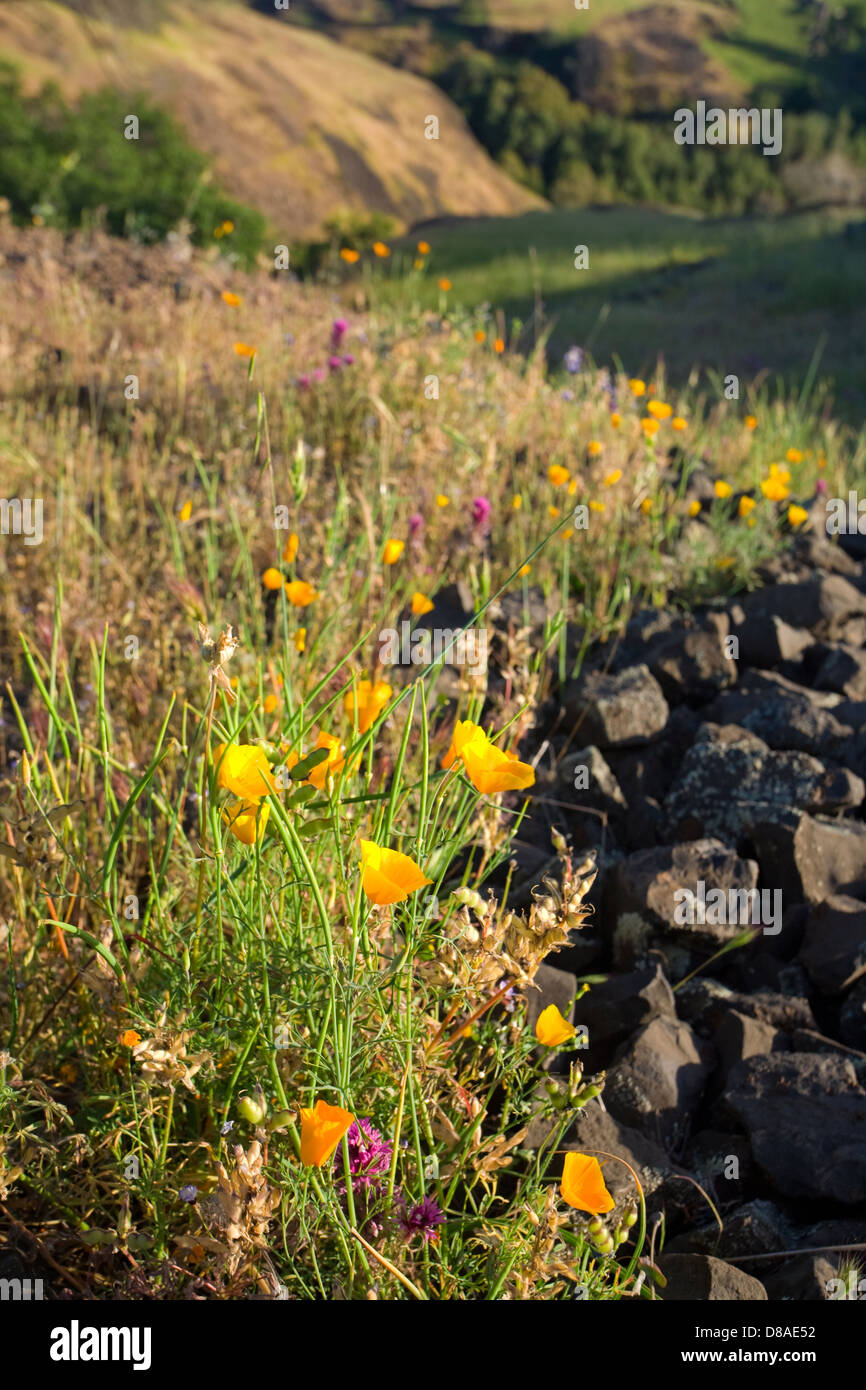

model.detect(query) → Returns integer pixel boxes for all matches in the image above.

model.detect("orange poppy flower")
[360,841,431,906]
[222,797,270,844]
[441,720,535,795]
[282,532,299,564]
[284,580,317,607]
[178,500,192,522]
[411,591,434,616]
[262,567,283,590]
[120,1030,142,1048]
[382,538,404,565]
[438,278,451,292]
[560,1152,615,1214]
[535,1004,575,1047]
[344,679,392,734]
[233,342,256,358]
[294,627,306,654]
[417,240,431,255]
[214,743,278,799]
[548,465,570,487]
[372,242,391,258]
[340,248,360,264]
[222,291,242,307]
[646,399,672,420]
[300,1099,355,1167]
[306,731,347,790]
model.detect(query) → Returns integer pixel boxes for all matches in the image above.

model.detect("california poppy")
[344,679,392,734]
[222,797,270,844]
[411,592,434,616]
[560,1152,615,1214]
[300,1099,355,1167]
[535,1004,576,1047]
[442,720,534,796]
[360,840,431,906]
[213,743,277,799]
[382,539,404,565]
[284,580,317,607]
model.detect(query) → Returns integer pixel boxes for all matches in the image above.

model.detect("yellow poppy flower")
[493,338,505,354]
[671,417,687,431]
[714,481,733,499]
[340,248,360,264]
[263,693,279,715]
[221,220,234,235]
[300,1099,355,1167]
[788,504,809,527]
[436,494,450,508]
[647,400,672,420]
[628,378,646,397]
[411,591,435,616]
[178,500,192,522]
[610,412,621,427]
[589,501,605,513]
[603,469,622,487]
[641,418,659,436]
[372,242,391,258]
[222,797,270,844]
[786,448,804,464]
[512,494,522,509]
[284,580,317,607]
[549,505,561,518]
[535,1004,575,1047]
[640,497,653,515]
[221,291,242,307]
[738,496,756,518]
[262,567,283,590]
[360,840,431,906]
[233,342,256,358]
[344,679,392,734]
[560,1152,615,1214]
[294,627,306,654]
[214,743,278,799]
[382,539,404,565]
[587,440,603,456]
[687,500,701,517]
[442,720,535,795]
[548,465,570,487]
[518,562,531,574]
[282,532,299,564]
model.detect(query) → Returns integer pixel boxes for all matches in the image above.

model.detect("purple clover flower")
[397,1193,445,1244]
[331,318,349,349]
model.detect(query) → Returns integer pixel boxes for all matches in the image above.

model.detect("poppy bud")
[238,1093,267,1125]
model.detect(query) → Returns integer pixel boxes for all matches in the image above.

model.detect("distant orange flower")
[262,567,283,590]
[221,220,234,235]
[587,440,603,456]
[306,731,346,790]
[222,291,242,307]
[610,412,621,427]
[360,840,431,906]
[548,505,561,518]
[340,248,360,264]
[344,679,392,734]
[518,562,531,574]
[647,399,672,420]
[438,278,451,292]
[671,417,687,431]
[687,499,702,517]
[284,580,317,607]
[442,720,535,796]
[738,495,756,518]
[214,743,277,799]
[641,418,659,436]
[263,693,279,715]
[120,1030,142,1048]
[411,591,434,616]
[745,415,757,429]
[372,241,391,258]
[714,480,732,499]
[560,1152,615,1214]
[512,494,522,509]
[178,500,192,522]
[233,342,256,358]
[493,338,505,354]
[603,469,622,487]
[417,240,431,255]
[436,494,450,508]
[628,378,646,397]
[294,627,306,654]
[474,329,486,343]
[640,497,653,515]
[300,1099,355,1167]
[282,532,299,564]
[535,1004,575,1047]
[788,504,809,527]
[548,464,570,487]
[786,448,804,464]
[382,538,404,565]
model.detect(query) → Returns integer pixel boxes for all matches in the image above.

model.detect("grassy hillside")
[0,0,542,239]
[382,205,866,414]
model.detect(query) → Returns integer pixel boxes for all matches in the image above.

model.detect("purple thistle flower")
[331,317,349,349]
[328,355,344,372]
[564,346,584,374]
[342,353,356,366]
[312,367,326,383]
[397,1193,445,1244]
[297,374,311,390]
[815,477,827,493]
[409,512,424,541]
[345,1118,393,1191]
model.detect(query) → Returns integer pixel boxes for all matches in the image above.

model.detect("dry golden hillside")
[0,0,544,238]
